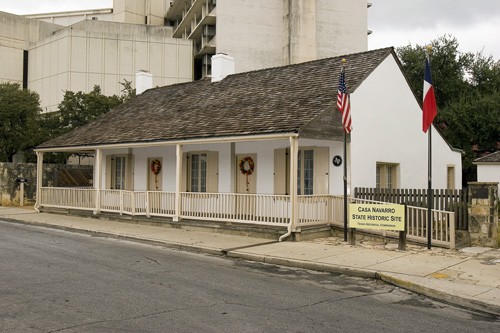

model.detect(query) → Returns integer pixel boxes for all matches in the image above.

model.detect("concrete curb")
[225,251,378,279]
[1,217,225,256]
[379,273,500,317]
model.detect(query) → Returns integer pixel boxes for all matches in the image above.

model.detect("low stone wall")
[0,163,93,206]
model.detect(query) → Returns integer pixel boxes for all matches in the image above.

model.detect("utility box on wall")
[468,182,499,247]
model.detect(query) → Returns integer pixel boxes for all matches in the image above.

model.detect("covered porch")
[35,133,347,240]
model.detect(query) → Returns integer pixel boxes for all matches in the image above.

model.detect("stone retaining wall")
[0,163,93,206]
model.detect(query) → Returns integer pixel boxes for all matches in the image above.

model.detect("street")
[0,221,498,332]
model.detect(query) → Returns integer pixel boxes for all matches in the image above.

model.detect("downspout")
[280,136,298,241]
[34,151,43,212]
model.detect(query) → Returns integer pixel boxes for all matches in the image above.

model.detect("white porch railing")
[99,190,173,217]
[180,192,290,225]
[297,195,344,226]
[351,198,455,248]
[148,191,176,217]
[40,187,95,211]
[38,188,455,248]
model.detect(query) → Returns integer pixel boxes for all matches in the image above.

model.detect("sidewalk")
[1,206,499,316]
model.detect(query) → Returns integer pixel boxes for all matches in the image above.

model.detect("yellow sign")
[349,203,405,231]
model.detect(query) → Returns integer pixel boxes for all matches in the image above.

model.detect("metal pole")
[427,127,432,249]
[343,131,348,242]
[34,151,44,212]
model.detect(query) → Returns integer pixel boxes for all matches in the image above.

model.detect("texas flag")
[422,56,437,133]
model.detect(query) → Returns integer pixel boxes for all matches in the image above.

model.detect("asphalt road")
[0,221,498,332]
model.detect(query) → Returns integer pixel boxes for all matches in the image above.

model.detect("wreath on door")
[150,159,162,175]
[150,159,162,190]
[239,156,254,175]
[239,156,254,192]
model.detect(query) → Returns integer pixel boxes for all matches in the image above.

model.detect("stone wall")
[0,163,93,206]
[468,182,499,247]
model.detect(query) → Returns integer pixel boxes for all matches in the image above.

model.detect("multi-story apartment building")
[165,0,370,79]
[0,0,370,110]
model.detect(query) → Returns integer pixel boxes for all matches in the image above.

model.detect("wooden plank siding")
[354,188,468,230]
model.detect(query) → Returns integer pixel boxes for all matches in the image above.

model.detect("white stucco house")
[34,48,462,242]
[474,151,500,191]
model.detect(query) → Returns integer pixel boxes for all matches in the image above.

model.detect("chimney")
[211,54,235,83]
[136,70,153,95]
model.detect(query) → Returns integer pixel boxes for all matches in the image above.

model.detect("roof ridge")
[219,47,395,80]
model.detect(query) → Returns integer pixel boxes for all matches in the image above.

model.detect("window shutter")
[125,154,134,191]
[105,155,112,189]
[274,148,287,195]
[182,153,188,191]
[207,151,219,193]
[313,147,329,194]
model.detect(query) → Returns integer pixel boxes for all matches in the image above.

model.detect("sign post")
[16,177,28,207]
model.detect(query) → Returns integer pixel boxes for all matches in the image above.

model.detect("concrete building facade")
[28,20,192,112]
[0,4,193,112]
[166,0,370,78]
[0,12,60,87]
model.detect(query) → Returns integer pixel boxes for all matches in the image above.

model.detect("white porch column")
[94,149,102,215]
[174,144,183,222]
[230,142,236,193]
[289,136,299,232]
[34,151,44,212]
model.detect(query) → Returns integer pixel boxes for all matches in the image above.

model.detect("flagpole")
[337,58,351,243]
[427,126,432,249]
[424,45,435,250]
[343,130,348,242]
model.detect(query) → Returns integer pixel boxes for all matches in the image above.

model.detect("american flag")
[337,67,352,133]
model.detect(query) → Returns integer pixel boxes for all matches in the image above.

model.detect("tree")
[396,35,500,185]
[397,35,473,109]
[56,85,122,133]
[37,82,136,163]
[120,79,136,102]
[0,83,41,162]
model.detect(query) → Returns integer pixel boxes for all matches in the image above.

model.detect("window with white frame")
[274,147,328,195]
[298,149,314,195]
[184,151,218,193]
[376,163,398,189]
[110,155,127,189]
[189,153,207,192]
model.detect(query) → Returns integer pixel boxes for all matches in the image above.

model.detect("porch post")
[174,144,183,222]
[34,151,44,212]
[289,136,299,232]
[94,148,102,214]
[230,142,236,193]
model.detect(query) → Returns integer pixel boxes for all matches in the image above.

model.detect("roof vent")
[211,54,235,83]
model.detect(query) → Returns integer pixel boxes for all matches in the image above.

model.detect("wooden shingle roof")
[474,151,500,163]
[38,47,394,149]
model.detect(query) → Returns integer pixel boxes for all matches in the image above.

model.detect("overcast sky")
[1,0,499,59]
[368,0,500,59]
